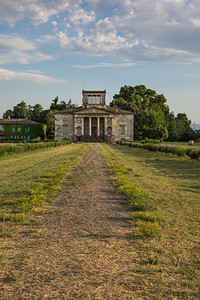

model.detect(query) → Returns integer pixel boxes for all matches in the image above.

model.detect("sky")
[0,0,200,124]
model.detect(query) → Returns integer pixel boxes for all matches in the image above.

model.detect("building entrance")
[83,117,105,142]
[91,117,97,137]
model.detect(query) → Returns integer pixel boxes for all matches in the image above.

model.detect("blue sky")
[0,0,200,124]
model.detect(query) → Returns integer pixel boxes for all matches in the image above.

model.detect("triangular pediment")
[76,107,110,115]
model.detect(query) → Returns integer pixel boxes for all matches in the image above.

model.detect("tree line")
[3,97,77,139]
[3,85,200,141]
[110,85,200,142]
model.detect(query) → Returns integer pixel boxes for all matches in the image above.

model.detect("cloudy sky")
[0,0,200,124]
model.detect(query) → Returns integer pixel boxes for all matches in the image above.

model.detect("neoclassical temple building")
[55,90,134,142]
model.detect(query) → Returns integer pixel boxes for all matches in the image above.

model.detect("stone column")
[111,117,114,135]
[104,117,107,135]
[97,117,100,136]
[73,115,76,142]
[89,117,92,136]
[81,117,84,136]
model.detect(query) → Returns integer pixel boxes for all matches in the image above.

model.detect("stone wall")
[113,114,134,141]
[55,114,74,141]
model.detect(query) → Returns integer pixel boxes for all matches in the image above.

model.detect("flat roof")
[0,118,42,125]
[82,90,106,94]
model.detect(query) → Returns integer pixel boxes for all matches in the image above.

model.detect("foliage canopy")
[110,84,195,141]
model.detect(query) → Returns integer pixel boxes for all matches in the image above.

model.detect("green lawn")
[0,143,88,216]
[0,142,199,298]
[101,143,200,299]
[163,141,200,148]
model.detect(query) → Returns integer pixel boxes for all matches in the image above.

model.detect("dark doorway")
[100,117,105,137]
[91,117,97,137]
[84,117,89,136]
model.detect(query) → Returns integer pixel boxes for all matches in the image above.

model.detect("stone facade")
[55,90,134,142]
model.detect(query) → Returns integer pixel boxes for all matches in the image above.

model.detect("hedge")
[0,140,72,157]
[116,140,200,160]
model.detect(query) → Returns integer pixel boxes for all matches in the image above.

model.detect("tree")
[175,113,193,141]
[3,101,29,119]
[13,101,28,118]
[32,104,44,122]
[50,97,78,111]
[110,85,169,140]
[50,97,60,110]
[167,112,177,141]
[158,124,169,142]
[3,109,14,119]
[46,110,55,139]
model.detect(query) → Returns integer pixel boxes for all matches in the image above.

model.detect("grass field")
[0,142,199,298]
[101,143,200,298]
[0,143,89,223]
[163,141,200,148]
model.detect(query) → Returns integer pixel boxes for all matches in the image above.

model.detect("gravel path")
[1,144,139,300]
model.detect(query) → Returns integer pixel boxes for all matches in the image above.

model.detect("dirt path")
[1,144,139,299]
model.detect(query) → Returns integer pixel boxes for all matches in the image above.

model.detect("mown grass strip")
[100,143,200,298]
[117,140,200,160]
[0,140,72,157]
[100,146,163,239]
[0,144,88,228]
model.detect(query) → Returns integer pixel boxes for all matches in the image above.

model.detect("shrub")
[131,211,164,223]
[117,140,200,159]
[117,183,149,211]
[138,221,161,238]
[187,149,200,160]
[140,138,160,144]
[0,140,72,157]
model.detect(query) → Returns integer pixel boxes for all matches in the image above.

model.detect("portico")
[75,115,113,142]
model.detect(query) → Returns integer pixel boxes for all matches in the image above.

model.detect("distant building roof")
[0,118,42,125]
[54,106,134,115]
[82,90,106,93]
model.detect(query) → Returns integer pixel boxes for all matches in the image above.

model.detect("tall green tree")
[45,110,55,139]
[111,85,169,140]
[13,101,28,118]
[167,112,177,141]
[175,113,193,141]
[32,104,44,122]
[50,97,77,111]
[3,101,29,119]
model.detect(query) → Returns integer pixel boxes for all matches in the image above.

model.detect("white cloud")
[57,28,200,63]
[0,68,65,83]
[68,8,95,26]
[190,17,200,27]
[51,21,58,26]
[36,35,56,43]
[1,0,200,63]
[73,62,137,68]
[0,34,52,65]
[0,0,72,25]
[0,50,52,65]
[57,29,129,56]
[0,34,35,51]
